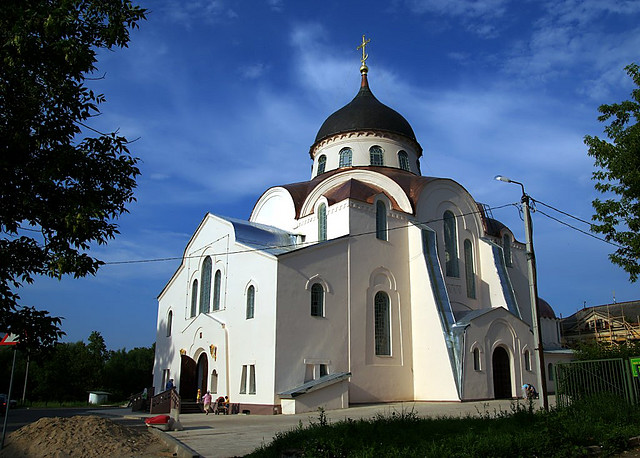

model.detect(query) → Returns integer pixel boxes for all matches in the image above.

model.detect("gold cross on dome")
[357,34,371,66]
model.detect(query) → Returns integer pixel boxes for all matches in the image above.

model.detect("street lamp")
[495,175,549,411]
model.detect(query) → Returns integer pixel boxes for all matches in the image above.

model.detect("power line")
[104,202,517,265]
[532,199,594,227]
[534,208,624,249]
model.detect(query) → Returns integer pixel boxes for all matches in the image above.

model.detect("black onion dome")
[313,74,417,145]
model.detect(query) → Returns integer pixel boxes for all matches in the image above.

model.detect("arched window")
[473,347,481,371]
[524,350,531,371]
[167,310,173,337]
[317,155,326,175]
[199,256,212,313]
[398,150,410,171]
[318,203,327,242]
[444,211,459,277]
[374,291,391,356]
[339,148,352,167]
[464,239,476,299]
[212,270,221,311]
[502,233,512,266]
[369,145,384,166]
[246,285,255,319]
[190,279,198,318]
[311,283,324,317]
[376,200,387,241]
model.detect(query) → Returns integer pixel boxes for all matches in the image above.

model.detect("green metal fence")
[554,358,637,408]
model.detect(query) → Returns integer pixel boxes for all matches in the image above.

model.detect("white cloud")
[239,63,269,79]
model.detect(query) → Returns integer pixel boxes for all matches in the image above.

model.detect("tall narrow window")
[167,311,173,337]
[473,348,481,371]
[524,350,531,371]
[318,203,327,242]
[311,283,324,317]
[246,285,255,319]
[369,145,384,166]
[444,211,459,277]
[339,148,352,167]
[502,233,512,266]
[548,363,554,381]
[374,292,391,356]
[190,279,198,318]
[212,270,221,311]
[376,200,387,241]
[317,155,326,175]
[200,256,212,313]
[464,239,476,299]
[239,365,247,394]
[398,150,410,171]
[249,365,256,394]
[211,370,218,394]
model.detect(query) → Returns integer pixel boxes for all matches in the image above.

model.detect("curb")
[148,426,201,458]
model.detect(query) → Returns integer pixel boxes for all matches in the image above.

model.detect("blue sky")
[19,0,640,350]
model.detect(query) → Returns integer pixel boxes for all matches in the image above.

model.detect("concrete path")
[100,397,554,458]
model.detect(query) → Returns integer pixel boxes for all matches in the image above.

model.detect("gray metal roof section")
[279,372,351,398]
[221,215,301,256]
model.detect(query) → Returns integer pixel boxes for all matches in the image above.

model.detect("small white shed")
[88,391,111,405]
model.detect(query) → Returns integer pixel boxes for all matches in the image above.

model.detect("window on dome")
[317,155,326,175]
[212,270,221,311]
[502,233,512,267]
[398,150,410,171]
[374,291,391,356]
[318,203,327,242]
[369,146,384,166]
[311,283,324,317]
[339,148,352,167]
[246,285,255,319]
[199,256,212,313]
[376,200,387,241]
[444,211,459,277]
[190,279,198,318]
[464,239,476,299]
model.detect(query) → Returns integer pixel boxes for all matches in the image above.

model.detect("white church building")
[153,51,567,415]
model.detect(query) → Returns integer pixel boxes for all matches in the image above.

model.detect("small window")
[376,200,387,241]
[319,364,328,377]
[211,370,218,394]
[249,365,256,394]
[212,270,221,311]
[374,291,391,356]
[548,363,554,381]
[246,285,255,319]
[444,211,459,277]
[398,150,410,171]
[318,203,327,242]
[502,233,512,267]
[311,283,324,317]
[200,257,212,313]
[166,311,173,337]
[369,145,384,166]
[464,239,476,299]
[524,350,531,371]
[240,365,247,394]
[190,280,198,318]
[339,148,352,167]
[317,155,326,175]
[473,348,480,371]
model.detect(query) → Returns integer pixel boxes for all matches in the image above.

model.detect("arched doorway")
[196,353,208,397]
[492,346,512,399]
[179,355,197,400]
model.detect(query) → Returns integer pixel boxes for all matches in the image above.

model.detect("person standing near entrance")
[166,378,174,391]
[202,391,212,415]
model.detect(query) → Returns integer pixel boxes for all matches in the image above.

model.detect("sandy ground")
[0,415,174,457]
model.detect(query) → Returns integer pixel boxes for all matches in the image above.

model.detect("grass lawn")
[250,394,640,457]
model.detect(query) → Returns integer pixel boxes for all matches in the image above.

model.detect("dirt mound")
[0,415,172,457]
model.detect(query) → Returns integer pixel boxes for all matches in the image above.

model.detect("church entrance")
[179,355,197,401]
[492,346,512,399]
[196,353,208,396]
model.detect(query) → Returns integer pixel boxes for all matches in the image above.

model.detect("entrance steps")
[180,400,203,414]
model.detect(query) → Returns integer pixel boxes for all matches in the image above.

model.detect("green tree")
[584,63,640,282]
[0,0,147,350]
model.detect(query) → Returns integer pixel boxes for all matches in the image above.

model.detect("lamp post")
[495,175,548,411]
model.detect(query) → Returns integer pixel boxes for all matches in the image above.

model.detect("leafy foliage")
[584,63,640,282]
[0,0,146,350]
[572,339,640,361]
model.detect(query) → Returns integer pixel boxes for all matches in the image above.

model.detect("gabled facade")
[153,59,567,414]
